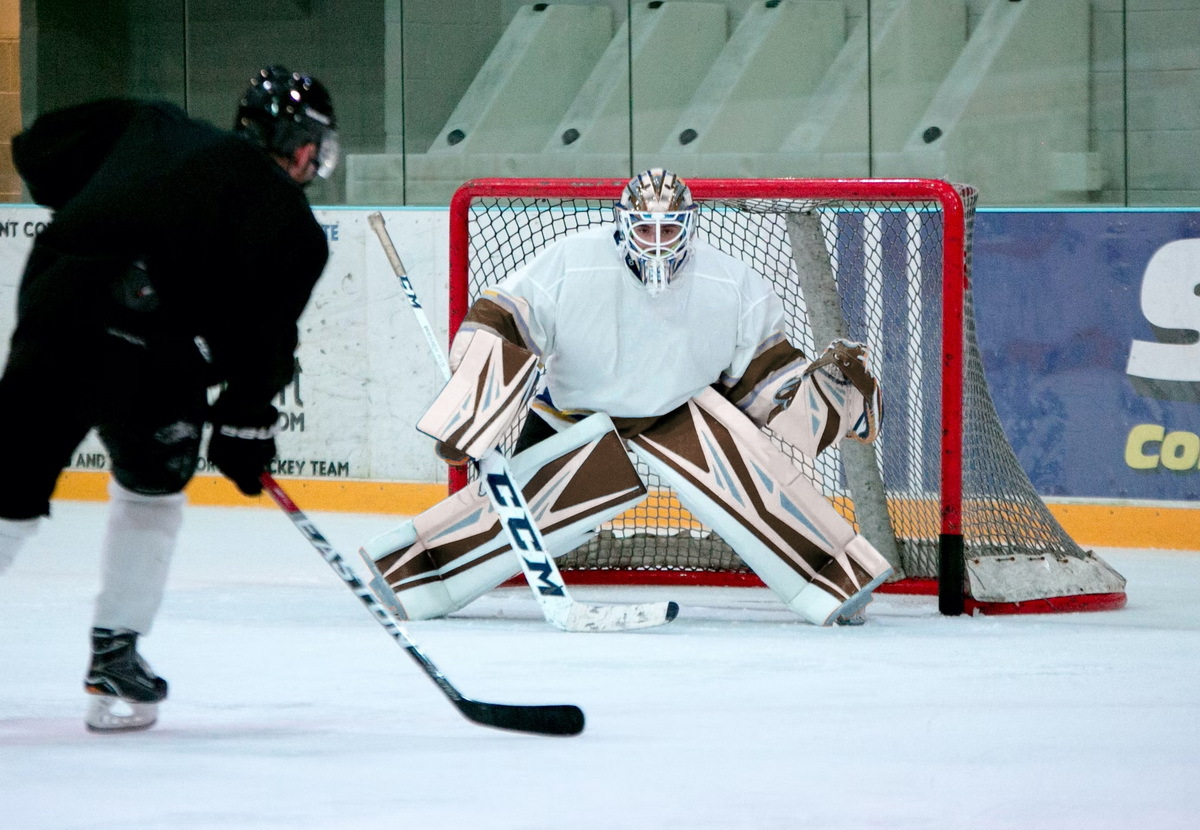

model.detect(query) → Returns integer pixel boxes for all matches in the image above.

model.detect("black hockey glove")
[208,401,279,496]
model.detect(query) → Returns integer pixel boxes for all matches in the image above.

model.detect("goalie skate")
[83,628,167,733]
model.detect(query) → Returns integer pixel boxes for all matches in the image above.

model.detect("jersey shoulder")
[549,224,620,259]
[208,137,320,221]
[688,239,769,289]
[14,99,209,210]
[503,225,620,287]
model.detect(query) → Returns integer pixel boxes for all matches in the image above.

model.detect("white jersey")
[481,225,786,418]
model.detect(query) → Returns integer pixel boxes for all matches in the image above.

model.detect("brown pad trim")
[633,393,861,600]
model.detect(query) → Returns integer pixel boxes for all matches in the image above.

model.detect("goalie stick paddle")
[367,211,678,633]
[260,473,585,736]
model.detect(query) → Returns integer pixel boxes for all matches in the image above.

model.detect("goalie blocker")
[416,328,539,460]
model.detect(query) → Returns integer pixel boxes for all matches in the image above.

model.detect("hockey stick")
[367,211,678,632]
[260,472,585,736]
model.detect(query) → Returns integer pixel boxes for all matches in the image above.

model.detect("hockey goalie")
[362,168,892,627]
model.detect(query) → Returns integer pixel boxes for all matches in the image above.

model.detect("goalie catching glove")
[766,339,882,458]
[207,398,280,496]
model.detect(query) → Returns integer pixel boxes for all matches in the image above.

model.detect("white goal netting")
[449,178,1125,611]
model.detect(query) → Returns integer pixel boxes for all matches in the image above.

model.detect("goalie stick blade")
[455,699,585,736]
[561,600,680,633]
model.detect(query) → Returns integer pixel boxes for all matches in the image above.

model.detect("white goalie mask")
[614,168,696,297]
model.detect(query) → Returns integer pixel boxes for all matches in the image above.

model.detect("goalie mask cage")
[447,178,1126,616]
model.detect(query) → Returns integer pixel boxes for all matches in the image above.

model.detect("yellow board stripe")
[52,472,1200,551]
[1047,501,1200,552]
[53,472,444,517]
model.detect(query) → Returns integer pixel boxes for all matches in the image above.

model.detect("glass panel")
[19,1,187,112]
[16,0,386,207]
[183,0,385,207]
[1091,0,1129,205]
[1125,0,1199,206]
[386,0,630,207]
[631,0,871,179]
[863,0,1115,206]
[11,1,1200,208]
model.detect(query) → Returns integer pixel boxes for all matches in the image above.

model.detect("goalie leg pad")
[789,534,893,625]
[630,388,891,626]
[416,329,540,459]
[361,412,646,620]
[767,339,882,457]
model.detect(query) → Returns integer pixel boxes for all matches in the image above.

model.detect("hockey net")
[448,178,1126,614]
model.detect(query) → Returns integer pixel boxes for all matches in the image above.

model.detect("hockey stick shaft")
[260,472,584,736]
[366,212,452,379]
[366,212,576,621]
[367,212,677,632]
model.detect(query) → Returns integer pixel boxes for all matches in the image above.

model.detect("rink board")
[3,205,1200,549]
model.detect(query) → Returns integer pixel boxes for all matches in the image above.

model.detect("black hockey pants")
[0,250,208,520]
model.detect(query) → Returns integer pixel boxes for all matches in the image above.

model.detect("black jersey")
[12,98,328,407]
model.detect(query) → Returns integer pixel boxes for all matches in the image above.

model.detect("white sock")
[0,517,40,576]
[93,480,186,635]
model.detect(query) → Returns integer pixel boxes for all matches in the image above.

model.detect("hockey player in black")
[0,66,337,731]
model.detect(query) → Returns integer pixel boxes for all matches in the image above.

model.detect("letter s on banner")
[1127,239,1200,382]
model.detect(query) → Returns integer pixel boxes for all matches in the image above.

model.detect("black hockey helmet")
[235,65,339,177]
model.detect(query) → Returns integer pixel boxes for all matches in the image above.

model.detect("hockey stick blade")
[565,599,680,632]
[457,699,584,737]
[261,473,585,736]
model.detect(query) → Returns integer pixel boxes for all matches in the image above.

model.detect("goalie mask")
[236,65,340,179]
[614,168,696,297]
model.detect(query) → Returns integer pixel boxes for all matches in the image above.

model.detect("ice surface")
[2,501,1198,829]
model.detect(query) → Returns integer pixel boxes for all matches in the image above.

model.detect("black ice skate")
[83,627,168,733]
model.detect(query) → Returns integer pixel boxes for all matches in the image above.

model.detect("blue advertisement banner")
[974,210,1200,501]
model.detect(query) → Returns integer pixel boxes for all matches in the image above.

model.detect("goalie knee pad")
[361,412,646,620]
[631,388,891,626]
[767,339,882,457]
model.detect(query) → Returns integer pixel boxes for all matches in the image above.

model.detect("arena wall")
[1,203,1197,548]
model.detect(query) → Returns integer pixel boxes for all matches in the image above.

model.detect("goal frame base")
[501,572,1128,615]
[454,176,1127,617]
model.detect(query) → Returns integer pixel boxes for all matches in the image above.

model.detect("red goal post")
[447,177,1126,616]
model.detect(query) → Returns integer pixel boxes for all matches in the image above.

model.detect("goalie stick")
[261,473,585,736]
[367,211,678,633]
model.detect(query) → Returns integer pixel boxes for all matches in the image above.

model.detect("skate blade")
[85,694,159,733]
[829,567,894,626]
